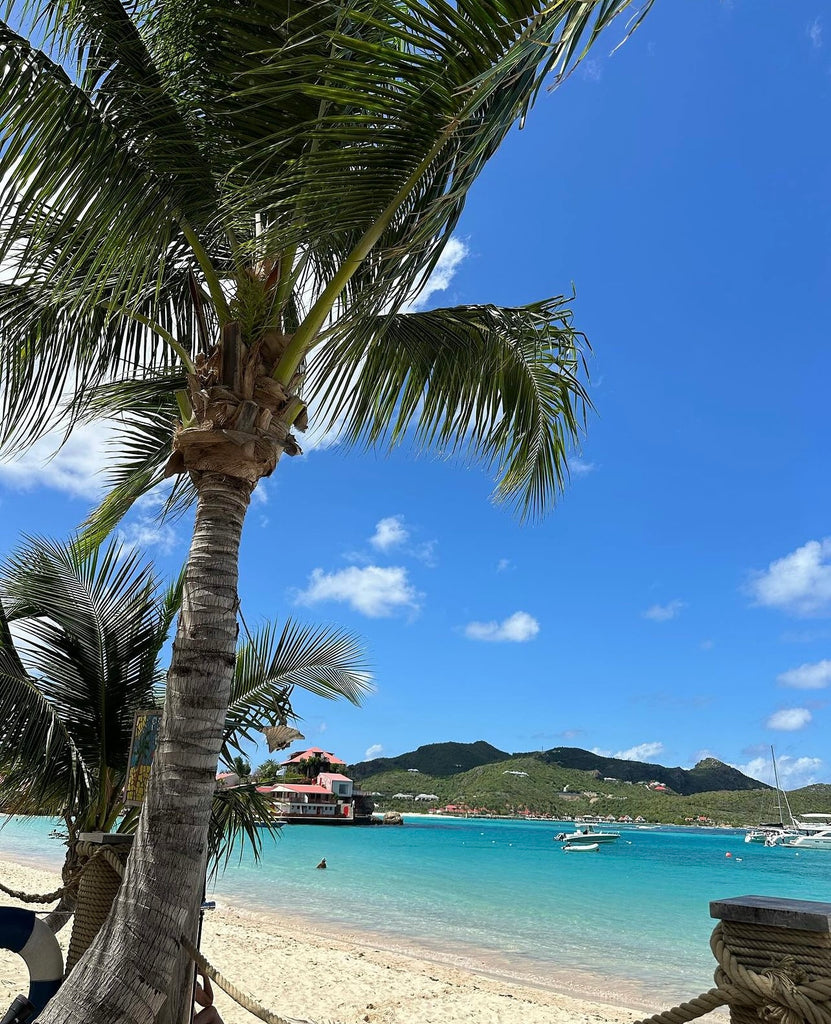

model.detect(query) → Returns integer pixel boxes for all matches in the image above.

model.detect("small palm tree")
[296,753,329,780]
[228,756,252,782]
[0,535,369,922]
[255,759,281,785]
[0,1,653,1018]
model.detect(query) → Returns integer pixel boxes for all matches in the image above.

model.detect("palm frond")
[78,374,195,547]
[222,619,371,762]
[309,296,590,519]
[0,597,93,815]
[0,536,165,774]
[206,783,282,879]
[234,0,653,338]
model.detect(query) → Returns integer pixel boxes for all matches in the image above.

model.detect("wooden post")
[710,895,831,1023]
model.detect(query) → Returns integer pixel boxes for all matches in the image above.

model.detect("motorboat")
[562,842,599,852]
[778,815,831,851]
[555,824,619,845]
[782,826,831,851]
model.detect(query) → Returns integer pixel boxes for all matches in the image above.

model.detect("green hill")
[528,747,768,796]
[352,740,770,796]
[350,740,509,780]
[348,740,822,826]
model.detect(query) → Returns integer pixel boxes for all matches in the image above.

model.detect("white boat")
[562,842,599,852]
[779,815,831,851]
[745,747,799,846]
[555,824,619,845]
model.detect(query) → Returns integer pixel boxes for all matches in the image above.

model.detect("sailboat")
[744,747,795,845]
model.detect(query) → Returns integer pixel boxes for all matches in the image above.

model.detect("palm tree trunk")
[40,472,253,1024]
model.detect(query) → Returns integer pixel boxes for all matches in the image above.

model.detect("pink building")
[258,762,356,823]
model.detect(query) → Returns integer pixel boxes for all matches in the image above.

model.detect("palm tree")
[0,1,653,1019]
[0,535,369,925]
[228,756,252,782]
[296,752,329,780]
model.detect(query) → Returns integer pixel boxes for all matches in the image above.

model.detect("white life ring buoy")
[0,907,63,1015]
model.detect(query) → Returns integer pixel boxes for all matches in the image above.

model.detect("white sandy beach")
[0,856,724,1024]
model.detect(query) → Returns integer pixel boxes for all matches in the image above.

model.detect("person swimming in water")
[316,858,327,869]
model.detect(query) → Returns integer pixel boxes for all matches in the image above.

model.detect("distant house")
[280,746,346,769]
[258,748,360,823]
[503,770,529,777]
[415,793,439,801]
[407,768,420,773]
[392,792,415,800]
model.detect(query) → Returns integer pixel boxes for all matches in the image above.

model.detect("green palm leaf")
[222,619,371,763]
[311,296,590,519]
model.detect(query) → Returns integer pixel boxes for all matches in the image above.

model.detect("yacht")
[780,814,831,851]
[555,824,620,845]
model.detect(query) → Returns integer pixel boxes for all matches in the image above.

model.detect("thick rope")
[0,880,67,904]
[0,841,122,905]
[633,922,831,1024]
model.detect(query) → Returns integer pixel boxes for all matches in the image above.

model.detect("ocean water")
[2,815,829,1005]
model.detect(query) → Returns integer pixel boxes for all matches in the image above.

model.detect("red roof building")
[280,746,346,767]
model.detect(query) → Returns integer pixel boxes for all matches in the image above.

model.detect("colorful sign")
[124,709,162,806]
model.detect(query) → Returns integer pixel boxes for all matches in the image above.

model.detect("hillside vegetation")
[349,742,829,826]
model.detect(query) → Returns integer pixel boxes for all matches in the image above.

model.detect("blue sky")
[1,0,830,789]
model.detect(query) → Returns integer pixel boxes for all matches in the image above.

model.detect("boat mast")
[771,746,796,827]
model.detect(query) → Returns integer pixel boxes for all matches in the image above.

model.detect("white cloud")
[370,515,409,551]
[766,708,812,732]
[735,754,824,790]
[403,237,469,313]
[777,659,831,690]
[807,16,823,49]
[0,421,116,499]
[296,565,421,618]
[581,58,603,83]
[643,600,685,622]
[118,519,178,556]
[571,458,596,476]
[614,741,665,762]
[464,611,539,643]
[365,744,384,760]
[747,539,831,617]
[496,558,512,573]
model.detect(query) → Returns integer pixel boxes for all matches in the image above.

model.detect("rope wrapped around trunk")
[633,921,831,1024]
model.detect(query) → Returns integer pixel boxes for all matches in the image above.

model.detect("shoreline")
[0,852,723,1023]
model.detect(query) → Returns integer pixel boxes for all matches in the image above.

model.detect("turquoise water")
[2,816,829,1003]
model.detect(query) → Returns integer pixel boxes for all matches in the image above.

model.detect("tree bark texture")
[40,472,252,1024]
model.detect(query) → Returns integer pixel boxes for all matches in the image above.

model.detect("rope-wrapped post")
[65,833,134,976]
[710,895,831,1024]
